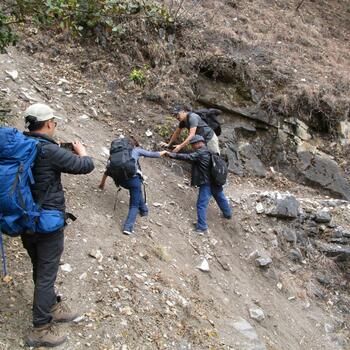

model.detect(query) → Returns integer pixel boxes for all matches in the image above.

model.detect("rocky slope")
[0,1,350,349]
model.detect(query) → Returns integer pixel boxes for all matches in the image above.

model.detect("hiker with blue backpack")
[99,136,166,235]
[0,103,94,348]
[161,105,221,154]
[165,135,232,234]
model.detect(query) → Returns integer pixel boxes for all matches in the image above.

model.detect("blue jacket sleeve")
[133,148,160,159]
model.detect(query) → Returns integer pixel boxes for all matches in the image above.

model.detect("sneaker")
[123,230,134,235]
[26,323,67,348]
[51,300,79,323]
[194,228,208,235]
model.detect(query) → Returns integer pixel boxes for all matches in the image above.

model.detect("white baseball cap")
[24,103,62,122]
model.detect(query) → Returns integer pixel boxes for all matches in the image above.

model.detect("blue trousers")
[119,176,148,232]
[196,184,232,230]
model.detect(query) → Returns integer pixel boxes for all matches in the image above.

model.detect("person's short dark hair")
[25,115,47,132]
[129,135,140,147]
[171,104,192,115]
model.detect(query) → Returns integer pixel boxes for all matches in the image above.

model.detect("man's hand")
[159,141,169,148]
[159,150,168,157]
[172,145,182,153]
[72,141,87,157]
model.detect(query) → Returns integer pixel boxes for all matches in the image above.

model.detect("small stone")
[249,307,265,322]
[145,129,153,137]
[88,249,103,263]
[316,274,331,286]
[73,315,85,323]
[277,282,283,290]
[282,228,297,243]
[314,210,331,223]
[153,202,162,207]
[255,256,272,267]
[197,258,210,272]
[5,70,18,80]
[78,114,90,121]
[288,248,303,263]
[256,203,264,214]
[61,263,72,272]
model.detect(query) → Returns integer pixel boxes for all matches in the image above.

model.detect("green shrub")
[130,67,146,86]
[0,9,18,53]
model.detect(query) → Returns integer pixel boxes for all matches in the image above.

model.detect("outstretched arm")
[172,127,196,153]
[167,149,201,162]
[166,127,182,147]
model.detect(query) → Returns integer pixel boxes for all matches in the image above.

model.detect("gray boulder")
[261,192,299,219]
[296,142,350,200]
[314,209,332,223]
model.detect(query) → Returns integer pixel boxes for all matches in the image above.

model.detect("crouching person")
[23,103,94,347]
[166,135,232,234]
[99,136,166,235]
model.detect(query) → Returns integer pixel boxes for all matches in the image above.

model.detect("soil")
[0,1,350,349]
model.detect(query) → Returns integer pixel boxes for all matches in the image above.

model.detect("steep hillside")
[0,1,349,349]
[0,45,349,350]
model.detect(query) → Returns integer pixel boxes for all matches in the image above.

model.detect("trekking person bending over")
[161,105,220,154]
[166,135,231,234]
[99,136,167,235]
[23,103,94,348]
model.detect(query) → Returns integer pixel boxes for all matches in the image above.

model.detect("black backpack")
[107,138,137,184]
[210,153,228,186]
[193,108,222,136]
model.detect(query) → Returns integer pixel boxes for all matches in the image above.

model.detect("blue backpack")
[0,128,65,275]
[0,127,41,236]
[0,127,65,236]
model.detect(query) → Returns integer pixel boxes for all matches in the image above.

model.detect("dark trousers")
[21,229,64,327]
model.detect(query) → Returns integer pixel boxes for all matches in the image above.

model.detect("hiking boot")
[139,211,148,217]
[51,300,79,323]
[26,323,67,348]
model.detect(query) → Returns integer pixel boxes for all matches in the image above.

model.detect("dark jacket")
[24,132,94,212]
[169,146,211,187]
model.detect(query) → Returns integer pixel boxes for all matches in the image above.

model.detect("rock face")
[221,123,267,177]
[296,142,350,200]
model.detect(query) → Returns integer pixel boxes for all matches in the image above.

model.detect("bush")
[130,67,146,86]
[0,9,18,53]
[7,0,174,35]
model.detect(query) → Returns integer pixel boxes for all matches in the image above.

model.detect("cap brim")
[53,115,63,120]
